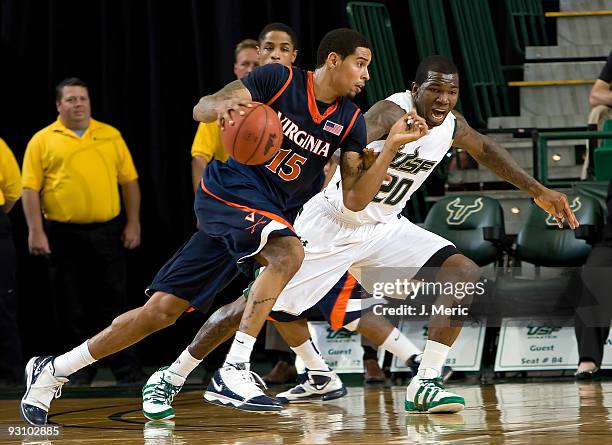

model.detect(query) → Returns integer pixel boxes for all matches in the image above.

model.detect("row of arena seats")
[422,194,604,319]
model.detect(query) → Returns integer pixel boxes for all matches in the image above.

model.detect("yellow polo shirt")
[191,122,229,163]
[22,118,138,223]
[0,138,22,207]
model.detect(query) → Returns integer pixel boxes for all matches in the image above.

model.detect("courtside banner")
[390,318,486,372]
[298,321,364,373]
[494,317,579,371]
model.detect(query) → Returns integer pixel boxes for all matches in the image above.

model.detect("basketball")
[221,102,283,165]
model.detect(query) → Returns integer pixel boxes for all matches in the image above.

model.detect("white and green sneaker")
[405,376,464,413]
[142,367,185,420]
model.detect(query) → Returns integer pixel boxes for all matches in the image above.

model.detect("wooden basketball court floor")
[1,380,612,444]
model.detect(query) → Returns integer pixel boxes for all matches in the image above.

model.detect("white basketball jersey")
[323,91,456,224]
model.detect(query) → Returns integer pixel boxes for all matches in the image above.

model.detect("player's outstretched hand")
[385,111,428,152]
[533,188,580,229]
[216,99,253,129]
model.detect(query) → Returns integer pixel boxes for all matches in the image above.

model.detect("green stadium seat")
[604,120,612,147]
[515,195,601,267]
[423,195,506,266]
[493,194,603,318]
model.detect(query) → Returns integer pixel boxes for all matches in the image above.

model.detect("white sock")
[380,327,422,363]
[53,341,97,377]
[417,340,450,379]
[291,339,329,371]
[167,348,202,379]
[225,331,256,365]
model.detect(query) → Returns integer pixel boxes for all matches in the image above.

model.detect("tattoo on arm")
[453,112,542,196]
[364,100,405,144]
[339,151,365,188]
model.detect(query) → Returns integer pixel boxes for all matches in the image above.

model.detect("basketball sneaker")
[407,354,454,382]
[276,368,347,404]
[20,356,68,425]
[405,374,464,413]
[142,367,185,420]
[203,363,282,412]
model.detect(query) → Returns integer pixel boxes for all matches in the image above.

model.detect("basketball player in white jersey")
[268,55,578,412]
[143,55,578,417]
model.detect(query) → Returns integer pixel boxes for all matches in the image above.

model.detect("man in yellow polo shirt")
[0,137,23,385]
[190,38,259,190]
[21,77,144,385]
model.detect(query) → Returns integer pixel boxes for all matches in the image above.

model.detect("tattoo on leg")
[240,296,278,330]
[252,297,277,306]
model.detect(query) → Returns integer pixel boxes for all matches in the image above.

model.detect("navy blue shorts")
[147,182,298,313]
[269,271,369,330]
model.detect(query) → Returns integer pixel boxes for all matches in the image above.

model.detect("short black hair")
[56,77,88,102]
[414,55,458,84]
[258,22,298,49]
[316,28,370,68]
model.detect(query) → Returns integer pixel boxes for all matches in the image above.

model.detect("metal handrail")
[536,131,612,187]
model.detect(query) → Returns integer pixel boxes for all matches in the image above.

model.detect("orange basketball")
[221,102,283,165]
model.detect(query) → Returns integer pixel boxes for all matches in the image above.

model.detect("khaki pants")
[588,104,612,129]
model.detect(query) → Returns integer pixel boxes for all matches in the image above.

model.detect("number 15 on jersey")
[266,149,308,181]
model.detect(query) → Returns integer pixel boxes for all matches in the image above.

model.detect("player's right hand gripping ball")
[221,102,283,165]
